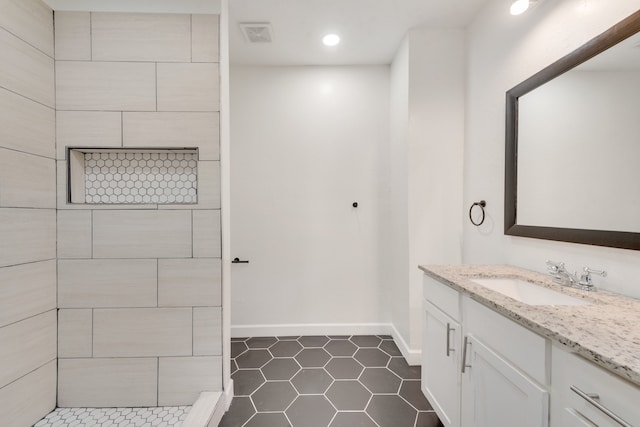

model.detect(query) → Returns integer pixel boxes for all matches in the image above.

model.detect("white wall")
[388,29,465,360]
[464,0,640,298]
[230,66,391,334]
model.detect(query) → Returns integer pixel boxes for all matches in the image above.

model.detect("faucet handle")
[546,260,564,268]
[579,267,606,289]
[546,260,564,273]
[546,260,566,284]
[583,267,606,277]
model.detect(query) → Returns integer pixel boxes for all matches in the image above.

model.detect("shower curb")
[182,391,225,427]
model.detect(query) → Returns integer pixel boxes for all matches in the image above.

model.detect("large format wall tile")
[0,149,55,208]
[158,258,221,307]
[0,361,55,427]
[193,210,221,258]
[0,209,55,267]
[56,111,122,160]
[196,161,221,209]
[93,308,192,357]
[0,0,53,57]
[92,12,191,62]
[58,259,157,308]
[0,88,54,159]
[193,307,222,356]
[158,356,222,406]
[157,63,220,111]
[0,310,56,387]
[0,260,56,328]
[50,11,224,407]
[192,15,219,63]
[123,112,220,160]
[58,358,157,407]
[0,27,54,107]
[58,309,92,358]
[53,12,90,61]
[92,210,191,258]
[57,210,92,258]
[55,61,156,111]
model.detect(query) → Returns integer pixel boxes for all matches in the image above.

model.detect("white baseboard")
[231,322,392,338]
[230,322,422,366]
[389,324,422,366]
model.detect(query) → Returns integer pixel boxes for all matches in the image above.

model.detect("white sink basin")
[470,278,592,306]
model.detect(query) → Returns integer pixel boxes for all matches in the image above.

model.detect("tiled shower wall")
[0,1,57,426]
[55,11,222,407]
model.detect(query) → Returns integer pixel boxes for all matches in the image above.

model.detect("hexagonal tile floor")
[222,335,443,427]
[34,406,190,427]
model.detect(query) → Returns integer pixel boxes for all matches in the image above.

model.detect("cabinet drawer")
[423,275,460,321]
[552,346,640,427]
[464,297,549,385]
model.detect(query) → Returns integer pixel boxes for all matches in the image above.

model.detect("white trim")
[230,322,422,365]
[231,322,393,338]
[220,0,233,402]
[42,0,221,13]
[223,379,234,411]
[389,323,422,366]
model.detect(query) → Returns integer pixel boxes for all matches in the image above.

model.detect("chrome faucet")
[546,261,606,291]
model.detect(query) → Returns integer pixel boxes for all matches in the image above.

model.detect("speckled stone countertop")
[419,264,640,387]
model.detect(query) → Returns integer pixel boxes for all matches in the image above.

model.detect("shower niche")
[67,148,198,205]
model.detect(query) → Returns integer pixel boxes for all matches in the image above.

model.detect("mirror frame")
[505,9,640,251]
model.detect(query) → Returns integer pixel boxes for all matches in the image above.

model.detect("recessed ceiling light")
[511,0,540,15]
[322,34,340,46]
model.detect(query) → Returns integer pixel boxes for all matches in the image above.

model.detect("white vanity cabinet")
[551,345,639,427]
[422,275,550,427]
[421,266,640,427]
[422,276,462,427]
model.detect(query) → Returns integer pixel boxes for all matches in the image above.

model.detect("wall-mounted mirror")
[505,9,640,250]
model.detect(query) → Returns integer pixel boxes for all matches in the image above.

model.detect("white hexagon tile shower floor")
[33,406,190,427]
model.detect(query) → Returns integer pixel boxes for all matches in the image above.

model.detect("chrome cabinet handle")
[446,323,455,357]
[461,336,471,373]
[570,385,633,427]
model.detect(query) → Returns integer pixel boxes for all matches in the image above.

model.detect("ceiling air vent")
[240,22,273,43]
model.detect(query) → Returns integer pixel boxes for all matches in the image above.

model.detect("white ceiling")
[43,0,490,66]
[230,0,488,66]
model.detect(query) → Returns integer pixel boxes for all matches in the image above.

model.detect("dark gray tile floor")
[220,335,443,427]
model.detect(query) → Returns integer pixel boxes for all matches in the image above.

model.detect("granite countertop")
[419,264,640,387]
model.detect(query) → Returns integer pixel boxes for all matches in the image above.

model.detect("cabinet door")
[461,335,549,427]
[422,300,461,427]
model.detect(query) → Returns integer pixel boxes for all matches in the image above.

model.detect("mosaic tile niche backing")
[84,151,198,204]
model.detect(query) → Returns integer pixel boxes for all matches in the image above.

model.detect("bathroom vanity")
[419,265,640,427]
